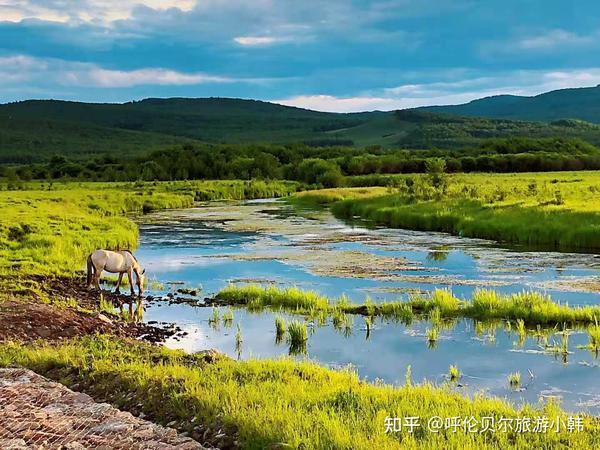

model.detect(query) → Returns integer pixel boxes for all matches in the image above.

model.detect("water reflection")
[135,200,600,413]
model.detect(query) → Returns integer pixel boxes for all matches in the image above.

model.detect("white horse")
[86,249,145,296]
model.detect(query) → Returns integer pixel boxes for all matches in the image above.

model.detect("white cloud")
[234,36,281,46]
[274,95,403,113]
[0,54,238,89]
[275,68,600,113]
[0,0,196,24]
[86,67,230,87]
[518,29,594,51]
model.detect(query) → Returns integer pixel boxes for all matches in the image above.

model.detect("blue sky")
[1,0,600,111]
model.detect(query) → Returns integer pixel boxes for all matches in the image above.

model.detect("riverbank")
[291,171,600,251]
[2,335,600,449]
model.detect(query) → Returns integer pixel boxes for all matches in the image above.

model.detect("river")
[133,199,600,413]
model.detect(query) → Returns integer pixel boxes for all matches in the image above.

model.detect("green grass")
[275,316,286,342]
[449,365,460,382]
[508,372,521,389]
[215,285,600,327]
[0,180,297,280]
[1,335,599,449]
[287,320,308,355]
[582,321,600,352]
[292,171,600,251]
[426,327,439,347]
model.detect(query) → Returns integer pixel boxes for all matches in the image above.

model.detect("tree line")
[2,137,600,188]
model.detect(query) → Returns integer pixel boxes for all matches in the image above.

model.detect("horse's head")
[135,267,146,296]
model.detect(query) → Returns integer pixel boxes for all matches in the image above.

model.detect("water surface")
[135,200,600,413]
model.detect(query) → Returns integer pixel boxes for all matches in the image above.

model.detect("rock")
[97,313,113,324]
[0,369,207,449]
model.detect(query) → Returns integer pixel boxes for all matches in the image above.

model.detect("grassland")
[0,180,298,277]
[1,335,598,450]
[292,171,600,251]
[215,285,600,327]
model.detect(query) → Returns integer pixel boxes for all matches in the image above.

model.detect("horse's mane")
[121,249,139,262]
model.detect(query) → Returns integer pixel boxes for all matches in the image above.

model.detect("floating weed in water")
[149,278,165,291]
[332,308,346,330]
[577,317,600,355]
[426,327,439,348]
[288,320,308,355]
[343,315,354,338]
[235,324,243,357]
[474,321,485,336]
[429,307,441,327]
[547,326,571,363]
[515,319,527,347]
[364,315,373,340]
[449,365,460,382]
[275,316,286,344]
[222,307,234,327]
[508,371,521,389]
[209,306,220,329]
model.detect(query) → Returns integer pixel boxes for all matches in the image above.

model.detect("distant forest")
[3,137,600,188]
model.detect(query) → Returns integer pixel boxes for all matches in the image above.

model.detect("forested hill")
[4,95,600,163]
[418,85,600,123]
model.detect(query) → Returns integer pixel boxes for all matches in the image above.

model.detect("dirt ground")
[0,275,177,343]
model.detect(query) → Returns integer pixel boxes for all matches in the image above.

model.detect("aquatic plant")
[287,320,308,354]
[235,324,243,355]
[208,306,220,329]
[508,372,521,388]
[364,315,373,340]
[426,327,439,347]
[585,319,600,352]
[216,285,600,331]
[222,307,234,326]
[449,365,460,382]
[275,316,286,343]
[512,319,526,347]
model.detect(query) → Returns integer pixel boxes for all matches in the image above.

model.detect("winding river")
[133,199,600,414]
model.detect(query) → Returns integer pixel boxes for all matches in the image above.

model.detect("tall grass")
[287,320,308,355]
[216,285,600,327]
[294,172,600,251]
[275,316,286,343]
[1,335,598,449]
[508,372,521,389]
[583,318,600,352]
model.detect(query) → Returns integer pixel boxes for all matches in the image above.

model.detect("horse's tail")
[86,253,94,286]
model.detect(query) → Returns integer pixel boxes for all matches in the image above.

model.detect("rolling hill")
[418,85,600,123]
[3,93,600,162]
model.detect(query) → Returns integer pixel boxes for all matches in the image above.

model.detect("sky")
[1,0,600,112]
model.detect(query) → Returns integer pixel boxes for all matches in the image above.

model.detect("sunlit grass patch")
[287,320,308,355]
[449,365,460,382]
[508,372,521,389]
[1,336,598,449]
[216,285,600,330]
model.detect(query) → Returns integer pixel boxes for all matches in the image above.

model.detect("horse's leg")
[115,272,123,294]
[127,269,135,296]
[94,269,102,291]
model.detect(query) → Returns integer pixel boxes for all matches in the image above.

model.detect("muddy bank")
[0,275,182,344]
